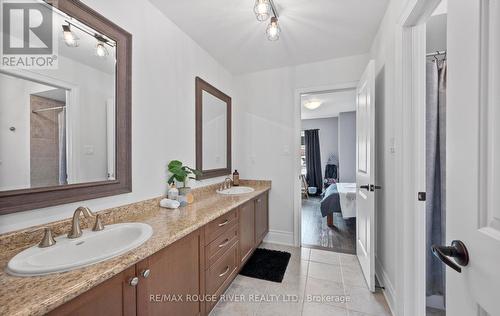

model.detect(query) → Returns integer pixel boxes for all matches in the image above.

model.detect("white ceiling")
[150,0,389,74]
[301,89,356,120]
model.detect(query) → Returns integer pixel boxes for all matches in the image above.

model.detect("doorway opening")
[425,2,447,315]
[299,88,358,254]
[397,0,449,314]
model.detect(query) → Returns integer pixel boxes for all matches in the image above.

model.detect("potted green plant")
[167,160,202,195]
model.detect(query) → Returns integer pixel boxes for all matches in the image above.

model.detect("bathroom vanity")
[0,181,270,316]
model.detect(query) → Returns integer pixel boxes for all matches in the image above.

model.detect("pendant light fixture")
[62,24,79,47]
[266,17,280,41]
[254,0,271,22]
[253,0,281,41]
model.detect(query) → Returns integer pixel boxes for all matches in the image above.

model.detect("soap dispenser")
[167,183,179,200]
[233,170,240,186]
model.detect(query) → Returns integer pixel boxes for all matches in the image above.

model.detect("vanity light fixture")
[62,24,79,47]
[95,35,109,58]
[62,20,116,58]
[303,101,322,110]
[266,17,280,41]
[254,0,271,21]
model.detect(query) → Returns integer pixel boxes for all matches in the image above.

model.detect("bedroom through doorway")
[300,88,357,254]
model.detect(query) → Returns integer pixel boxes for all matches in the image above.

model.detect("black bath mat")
[239,248,291,283]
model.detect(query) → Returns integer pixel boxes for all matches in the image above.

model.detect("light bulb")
[62,25,79,47]
[254,0,271,22]
[266,17,280,41]
[96,41,109,57]
[304,101,322,110]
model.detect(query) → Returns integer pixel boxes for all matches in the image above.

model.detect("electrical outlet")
[84,145,94,155]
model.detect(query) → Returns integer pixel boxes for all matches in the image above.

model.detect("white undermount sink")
[7,222,153,277]
[216,186,255,195]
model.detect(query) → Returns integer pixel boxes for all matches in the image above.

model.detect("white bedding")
[336,182,357,219]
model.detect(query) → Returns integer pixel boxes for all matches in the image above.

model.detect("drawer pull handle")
[218,219,229,227]
[218,239,230,248]
[129,277,139,287]
[141,269,151,278]
[219,266,230,277]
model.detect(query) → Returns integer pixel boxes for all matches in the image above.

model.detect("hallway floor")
[301,197,356,254]
[210,243,391,316]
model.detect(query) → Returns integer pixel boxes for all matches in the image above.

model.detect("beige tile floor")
[210,243,392,316]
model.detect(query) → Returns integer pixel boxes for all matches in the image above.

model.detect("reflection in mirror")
[196,77,231,179]
[202,91,227,170]
[0,6,116,192]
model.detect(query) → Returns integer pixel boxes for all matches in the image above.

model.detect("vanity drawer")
[206,241,238,296]
[206,224,238,267]
[205,210,238,245]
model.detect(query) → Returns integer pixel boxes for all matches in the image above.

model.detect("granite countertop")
[0,180,271,316]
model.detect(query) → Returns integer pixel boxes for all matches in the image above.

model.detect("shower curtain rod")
[32,106,66,113]
[426,50,446,57]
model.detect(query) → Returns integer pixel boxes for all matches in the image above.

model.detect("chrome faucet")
[67,206,104,239]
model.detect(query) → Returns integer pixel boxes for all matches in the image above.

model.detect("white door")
[444,0,500,315]
[356,60,376,292]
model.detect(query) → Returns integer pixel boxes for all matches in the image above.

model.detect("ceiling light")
[254,0,271,22]
[62,24,79,47]
[266,17,280,41]
[304,101,322,110]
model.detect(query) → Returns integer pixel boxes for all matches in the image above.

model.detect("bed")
[320,182,357,225]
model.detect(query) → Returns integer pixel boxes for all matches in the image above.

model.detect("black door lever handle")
[431,240,469,273]
[359,185,370,191]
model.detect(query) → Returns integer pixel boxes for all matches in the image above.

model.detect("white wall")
[301,117,339,177]
[338,111,356,182]
[0,75,49,190]
[426,14,447,53]
[234,53,370,244]
[0,0,234,233]
[369,0,408,312]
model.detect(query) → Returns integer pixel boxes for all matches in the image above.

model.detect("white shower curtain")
[426,59,447,298]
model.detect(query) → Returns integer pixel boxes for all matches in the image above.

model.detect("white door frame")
[292,81,359,247]
[395,0,443,315]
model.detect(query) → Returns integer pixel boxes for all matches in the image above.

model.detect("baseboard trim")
[375,256,396,316]
[263,229,294,246]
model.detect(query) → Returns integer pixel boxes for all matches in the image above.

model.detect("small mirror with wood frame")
[195,77,231,180]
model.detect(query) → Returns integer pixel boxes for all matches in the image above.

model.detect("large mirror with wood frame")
[195,77,231,179]
[0,0,132,214]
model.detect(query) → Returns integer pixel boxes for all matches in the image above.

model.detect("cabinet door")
[254,193,269,244]
[48,266,136,316]
[239,200,255,264]
[136,229,205,316]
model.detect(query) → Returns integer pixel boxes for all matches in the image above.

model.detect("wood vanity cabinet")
[48,191,270,316]
[238,200,255,265]
[254,192,269,245]
[48,266,137,316]
[136,229,205,316]
[49,230,204,316]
